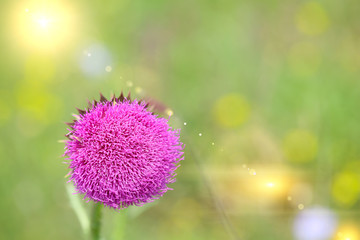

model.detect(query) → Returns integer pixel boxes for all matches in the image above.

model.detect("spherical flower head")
[64,93,184,209]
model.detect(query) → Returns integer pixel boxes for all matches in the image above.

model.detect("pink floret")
[64,99,184,209]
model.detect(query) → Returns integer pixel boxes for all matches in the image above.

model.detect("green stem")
[91,203,102,240]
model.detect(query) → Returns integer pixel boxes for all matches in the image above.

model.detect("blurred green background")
[1,0,360,239]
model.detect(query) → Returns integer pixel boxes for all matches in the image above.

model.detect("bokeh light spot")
[36,16,50,28]
[79,44,112,78]
[293,207,337,240]
[283,129,318,163]
[126,81,133,87]
[213,93,250,128]
[254,176,289,198]
[296,1,330,36]
[166,109,173,116]
[105,65,112,72]
[336,224,360,240]
[14,1,76,51]
[135,87,143,94]
[332,172,360,208]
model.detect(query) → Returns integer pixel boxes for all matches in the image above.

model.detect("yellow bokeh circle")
[213,93,250,128]
[296,1,330,36]
[332,171,360,208]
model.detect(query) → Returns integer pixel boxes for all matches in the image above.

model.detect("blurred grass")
[1,0,360,239]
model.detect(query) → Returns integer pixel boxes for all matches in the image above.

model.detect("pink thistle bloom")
[64,93,184,209]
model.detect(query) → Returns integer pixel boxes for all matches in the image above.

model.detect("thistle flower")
[64,92,184,209]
